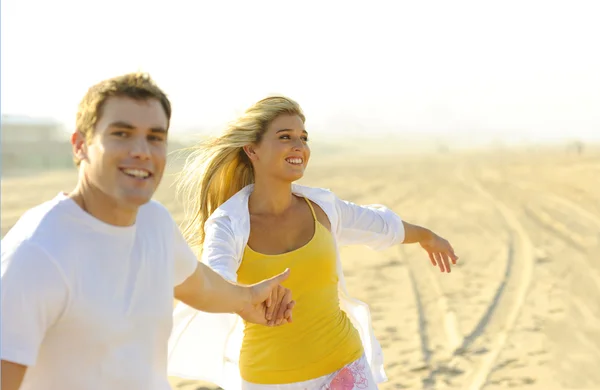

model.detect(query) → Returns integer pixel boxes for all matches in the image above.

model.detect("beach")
[3,146,598,390]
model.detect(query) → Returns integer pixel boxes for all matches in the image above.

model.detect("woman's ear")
[243,144,258,161]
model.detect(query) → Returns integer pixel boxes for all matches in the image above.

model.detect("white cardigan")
[167,184,405,389]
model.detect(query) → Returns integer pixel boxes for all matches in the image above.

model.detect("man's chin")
[119,192,155,208]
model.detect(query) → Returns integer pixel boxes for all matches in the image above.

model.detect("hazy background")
[2,2,600,390]
[2,0,599,161]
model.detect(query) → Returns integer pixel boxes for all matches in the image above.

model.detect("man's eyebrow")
[107,121,135,129]
[107,121,167,133]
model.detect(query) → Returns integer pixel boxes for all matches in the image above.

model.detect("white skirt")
[241,354,378,390]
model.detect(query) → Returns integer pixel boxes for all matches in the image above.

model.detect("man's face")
[74,96,169,209]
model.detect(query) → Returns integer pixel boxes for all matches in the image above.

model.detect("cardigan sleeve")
[200,216,240,282]
[333,195,405,250]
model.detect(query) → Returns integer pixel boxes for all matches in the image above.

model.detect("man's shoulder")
[137,199,178,235]
[1,195,81,279]
[1,209,63,280]
[2,194,72,248]
[139,199,172,219]
[1,237,54,273]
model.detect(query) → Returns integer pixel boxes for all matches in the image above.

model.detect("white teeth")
[122,168,150,178]
[286,158,303,165]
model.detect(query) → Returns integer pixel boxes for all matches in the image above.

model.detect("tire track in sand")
[450,168,535,390]
[509,183,600,364]
[395,189,492,389]
[406,209,465,390]
[408,191,511,389]
[403,248,464,389]
[511,181,600,291]
[514,181,600,243]
[387,168,514,389]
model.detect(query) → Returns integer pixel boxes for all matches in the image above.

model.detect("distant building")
[1,115,72,173]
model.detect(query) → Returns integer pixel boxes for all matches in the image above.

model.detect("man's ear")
[243,144,258,161]
[71,131,88,163]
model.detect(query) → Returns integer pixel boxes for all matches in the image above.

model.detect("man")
[1,72,295,390]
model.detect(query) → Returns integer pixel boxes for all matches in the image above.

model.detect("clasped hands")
[236,268,295,327]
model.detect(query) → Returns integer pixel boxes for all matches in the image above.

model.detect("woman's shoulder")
[292,184,343,224]
[207,184,341,223]
[292,183,337,201]
[208,185,254,221]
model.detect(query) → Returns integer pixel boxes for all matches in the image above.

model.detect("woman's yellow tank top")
[236,197,364,384]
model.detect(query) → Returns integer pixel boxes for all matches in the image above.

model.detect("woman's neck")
[249,178,295,216]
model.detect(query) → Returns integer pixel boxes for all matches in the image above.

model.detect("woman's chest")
[239,226,339,290]
[247,212,316,255]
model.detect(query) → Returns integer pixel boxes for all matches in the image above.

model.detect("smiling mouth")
[285,157,303,165]
[120,168,152,180]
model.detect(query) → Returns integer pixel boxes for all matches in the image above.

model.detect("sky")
[2,0,599,146]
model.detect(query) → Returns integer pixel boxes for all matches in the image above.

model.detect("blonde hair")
[177,96,305,251]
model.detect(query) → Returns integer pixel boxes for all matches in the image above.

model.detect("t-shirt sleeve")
[172,221,199,287]
[1,240,69,366]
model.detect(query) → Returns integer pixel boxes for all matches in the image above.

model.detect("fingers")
[284,301,295,323]
[280,300,295,324]
[285,312,293,323]
[268,293,295,327]
[265,269,290,318]
[274,288,292,325]
[441,253,451,273]
[424,233,459,272]
[450,254,458,264]
[434,252,444,273]
[428,252,437,267]
[431,251,454,273]
[265,287,278,323]
[251,268,291,306]
[449,249,459,264]
[269,287,284,326]
[266,293,272,308]
[445,241,459,264]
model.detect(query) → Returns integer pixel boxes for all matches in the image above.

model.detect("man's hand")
[237,269,295,326]
[419,231,459,273]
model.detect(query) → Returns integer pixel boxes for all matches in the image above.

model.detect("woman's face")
[247,114,310,183]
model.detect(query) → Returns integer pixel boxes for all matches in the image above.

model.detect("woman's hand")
[419,230,459,273]
[265,284,294,326]
[237,269,295,326]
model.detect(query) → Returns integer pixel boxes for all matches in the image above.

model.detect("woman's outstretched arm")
[334,196,458,272]
[401,221,459,273]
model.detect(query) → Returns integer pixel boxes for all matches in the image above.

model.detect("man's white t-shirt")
[1,193,198,390]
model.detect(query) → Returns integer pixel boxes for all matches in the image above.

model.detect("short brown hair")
[74,72,172,165]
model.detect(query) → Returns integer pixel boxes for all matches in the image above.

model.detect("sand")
[2,146,599,390]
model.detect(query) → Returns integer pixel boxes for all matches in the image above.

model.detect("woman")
[167,96,458,389]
